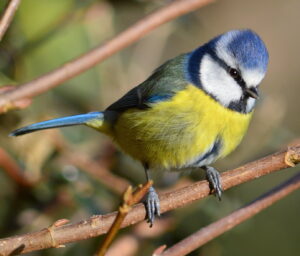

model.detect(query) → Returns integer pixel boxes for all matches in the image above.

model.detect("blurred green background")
[0,0,299,255]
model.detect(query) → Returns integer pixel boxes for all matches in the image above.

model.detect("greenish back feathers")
[106,54,187,112]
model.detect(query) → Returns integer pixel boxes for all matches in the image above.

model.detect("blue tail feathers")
[10,112,103,136]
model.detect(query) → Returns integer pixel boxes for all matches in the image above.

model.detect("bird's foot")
[144,186,160,227]
[204,166,223,200]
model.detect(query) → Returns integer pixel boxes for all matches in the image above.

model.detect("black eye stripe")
[229,68,240,80]
[228,68,246,88]
[208,50,247,89]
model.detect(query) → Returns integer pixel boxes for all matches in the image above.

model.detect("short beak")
[246,87,259,99]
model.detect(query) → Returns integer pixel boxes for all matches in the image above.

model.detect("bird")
[10,29,269,226]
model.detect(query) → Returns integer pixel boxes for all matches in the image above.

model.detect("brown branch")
[62,148,130,195]
[0,0,214,113]
[0,0,21,42]
[97,181,152,256]
[0,147,32,187]
[158,171,300,256]
[0,145,299,255]
[51,132,130,194]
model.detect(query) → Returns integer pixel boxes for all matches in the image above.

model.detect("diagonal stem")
[0,0,21,42]
[159,171,300,256]
[0,145,298,255]
[0,0,214,112]
[96,181,152,256]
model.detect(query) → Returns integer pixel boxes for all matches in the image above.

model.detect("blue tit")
[10,29,269,226]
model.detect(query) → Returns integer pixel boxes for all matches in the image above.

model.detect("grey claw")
[144,186,160,227]
[205,166,223,200]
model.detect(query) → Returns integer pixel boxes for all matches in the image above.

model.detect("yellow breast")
[112,84,252,169]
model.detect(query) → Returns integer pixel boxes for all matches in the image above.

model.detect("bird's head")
[186,29,269,113]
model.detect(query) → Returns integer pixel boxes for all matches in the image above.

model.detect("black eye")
[229,68,241,80]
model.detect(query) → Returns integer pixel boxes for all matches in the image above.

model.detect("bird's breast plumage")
[112,84,253,170]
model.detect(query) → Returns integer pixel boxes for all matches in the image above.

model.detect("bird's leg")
[202,166,223,200]
[143,166,160,227]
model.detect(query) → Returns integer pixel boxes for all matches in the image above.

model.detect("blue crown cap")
[220,29,269,72]
[185,29,269,86]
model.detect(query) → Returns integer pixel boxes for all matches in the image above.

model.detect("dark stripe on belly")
[193,138,222,166]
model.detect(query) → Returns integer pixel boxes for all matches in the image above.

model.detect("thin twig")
[158,171,300,256]
[0,145,299,255]
[0,147,32,187]
[0,0,214,112]
[0,0,21,41]
[51,132,130,194]
[62,149,130,195]
[97,181,152,256]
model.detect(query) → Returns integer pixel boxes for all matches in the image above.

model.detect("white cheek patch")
[241,69,265,88]
[200,54,243,106]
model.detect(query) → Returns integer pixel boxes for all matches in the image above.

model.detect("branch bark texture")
[0,0,214,112]
[0,0,21,41]
[97,181,152,256]
[159,171,300,256]
[0,145,299,255]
